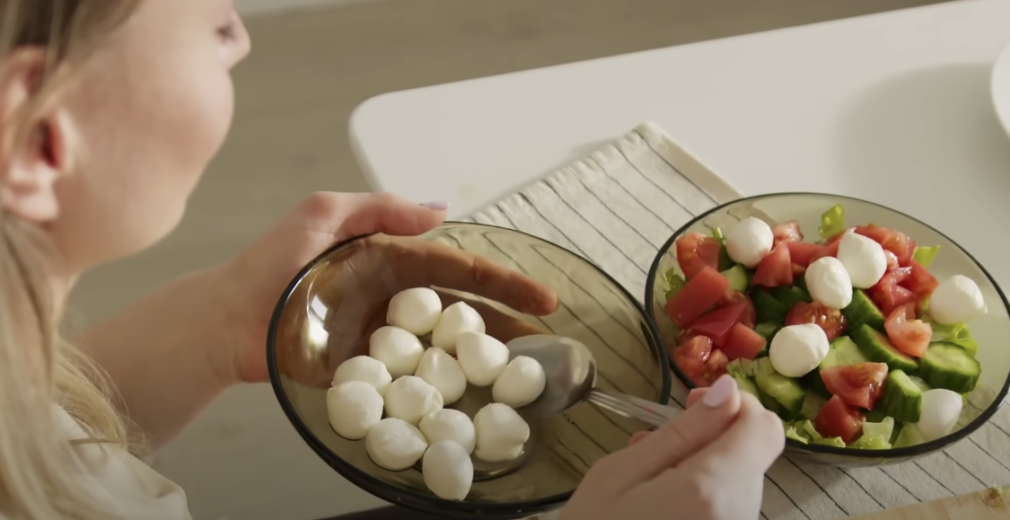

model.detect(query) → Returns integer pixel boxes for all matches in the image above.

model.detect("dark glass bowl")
[645,193,1010,467]
[268,222,670,519]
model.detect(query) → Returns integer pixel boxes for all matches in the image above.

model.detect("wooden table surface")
[853,484,1010,519]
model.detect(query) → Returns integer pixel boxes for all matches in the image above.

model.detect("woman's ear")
[0,47,71,223]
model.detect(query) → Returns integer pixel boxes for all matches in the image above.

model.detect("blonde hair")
[0,1,143,518]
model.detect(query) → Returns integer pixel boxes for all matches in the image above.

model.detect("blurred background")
[68,0,947,519]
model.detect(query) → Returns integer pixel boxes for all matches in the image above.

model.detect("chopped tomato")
[820,363,888,410]
[690,303,748,344]
[721,323,767,361]
[717,290,757,328]
[883,250,899,272]
[673,336,712,387]
[752,243,793,287]
[700,349,730,386]
[869,267,918,315]
[884,303,932,357]
[815,395,866,445]
[772,221,804,245]
[855,225,916,267]
[901,261,939,299]
[665,267,731,328]
[786,241,830,268]
[676,233,723,280]
[785,301,848,341]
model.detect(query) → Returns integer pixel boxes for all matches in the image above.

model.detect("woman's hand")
[218,192,558,386]
[559,375,784,520]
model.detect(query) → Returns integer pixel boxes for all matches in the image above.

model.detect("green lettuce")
[852,417,895,450]
[912,245,941,268]
[663,268,686,301]
[927,318,979,357]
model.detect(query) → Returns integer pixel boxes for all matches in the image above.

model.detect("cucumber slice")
[755,358,806,418]
[800,392,827,420]
[852,324,919,373]
[920,343,982,394]
[879,370,923,423]
[752,290,788,325]
[893,423,925,448]
[803,336,870,399]
[771,285,812,310]
[843,289,886,333]
[722,265,751,293]
[909,375,932,392]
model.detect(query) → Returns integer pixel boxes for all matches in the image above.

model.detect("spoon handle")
[586,389,681,428]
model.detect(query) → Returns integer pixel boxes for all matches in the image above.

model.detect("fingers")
[628,431,650,446]
[303,192,447,243]
[686,388,709,408]
[677,392,785,476]
[603,375,742,489]
[381,237,559,316]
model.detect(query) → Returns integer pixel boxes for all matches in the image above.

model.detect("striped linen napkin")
[459,121,1010,520]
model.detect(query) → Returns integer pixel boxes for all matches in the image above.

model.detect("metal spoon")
[505,334,681,428]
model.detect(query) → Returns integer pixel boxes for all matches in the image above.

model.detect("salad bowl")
[645,193,1010,466]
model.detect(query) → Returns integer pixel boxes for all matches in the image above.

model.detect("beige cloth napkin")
[461,121,1010,520]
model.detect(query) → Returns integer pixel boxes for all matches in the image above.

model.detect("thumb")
[615,375,741,485]
[328,193,448,240]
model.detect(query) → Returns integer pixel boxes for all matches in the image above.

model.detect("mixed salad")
[663,204,987,450]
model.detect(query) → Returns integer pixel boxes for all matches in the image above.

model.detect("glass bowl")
[268,222,670,519]
[645,193,1010,467]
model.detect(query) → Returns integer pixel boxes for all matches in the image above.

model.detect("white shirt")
[45,407,192,520]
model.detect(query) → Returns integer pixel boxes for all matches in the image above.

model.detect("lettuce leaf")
[912,246,941,268]
[663,268,686,301]
[818,204,846,240]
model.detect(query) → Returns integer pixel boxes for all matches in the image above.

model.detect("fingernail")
[420,201,450,211]
[702,374,737,408]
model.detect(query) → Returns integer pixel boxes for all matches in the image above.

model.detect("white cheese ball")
[805,256,854,309]
[423,441,474,501]
[456,332,510,387]
[365,418,428,471]
[769,324,830,378]
[431,302,486,354]
[473,403,530,463]
[384,376,444,425]
[915,389,963,442]
[326,381,384,440]
[492,356,546,408]
[419,409,476,454]
[929,275,988,325]
[331,356,393,396]
[725,217,774,268]
[414,347,468,405]
[387,288,442,335]
[837,232,888,289]
[369,326,425,379]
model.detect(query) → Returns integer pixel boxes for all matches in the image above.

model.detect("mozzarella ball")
[473,403,530,463]
[769,324,830,378]
[332,356,393,396]
[492,356,547,408]
[369,326,425,378]
[415,347,468,405]
[365,418,428,471]
[915,389,963,442]
[431,302,486,354]
[326,381,384,440]
[725,217,774,268]
[837,232,887,289]
[456,332,510,387]
[423,441,474,501]
[384,376,444,425]
[387,288,442,335]
[805,256,853,309]
[419,409,476,454]
[929,275,988,325]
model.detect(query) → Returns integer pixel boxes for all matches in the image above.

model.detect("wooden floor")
[68,0,947,519]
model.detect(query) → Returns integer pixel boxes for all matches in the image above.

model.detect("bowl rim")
[267,221,671,517]
[644,191,1010,459]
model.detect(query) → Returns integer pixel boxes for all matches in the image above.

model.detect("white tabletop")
[351,0,1010,289]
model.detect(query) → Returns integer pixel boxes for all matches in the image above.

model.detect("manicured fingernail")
[702,374,737,408]
[420,201,450,211]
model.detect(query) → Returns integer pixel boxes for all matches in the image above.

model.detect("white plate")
[993,41,1010,138]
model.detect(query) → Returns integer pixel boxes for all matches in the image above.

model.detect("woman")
[0,1,784,519]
